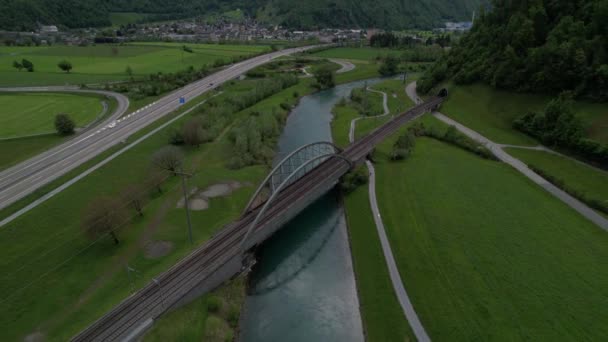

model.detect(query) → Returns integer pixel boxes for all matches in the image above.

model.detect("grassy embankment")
[0,44,269,87]
[0,75,316,341]
[442,83,608,145]
[142,57,384,340]
[0,92,115,170]
[506,148,608,214]
[331,78,419,341]
[144,277,246,341]
[444,83,608,212]
[0,59,380,340]
[370,116,608,340]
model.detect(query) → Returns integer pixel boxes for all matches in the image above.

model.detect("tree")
[313,65,335,89]
[182,118,204,147]
[391,130,416,160]
[125,65,133,80]
[151,146,184,175]
[54,114,75,135]
[81,197,126,245]
[21,59,34,72]
[340,167,368,193]
[121,184,146,216]
[145,170,167,194]
[57,60,72,73]
[12,60,23,71]
[379,55,399,76]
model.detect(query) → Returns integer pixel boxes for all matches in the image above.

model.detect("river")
[240,79,381,342]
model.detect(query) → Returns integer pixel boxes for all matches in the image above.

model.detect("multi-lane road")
[0,45,320,211]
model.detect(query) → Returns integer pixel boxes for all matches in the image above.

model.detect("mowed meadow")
[0,43,270,86]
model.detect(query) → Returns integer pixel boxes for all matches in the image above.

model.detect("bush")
[391,131,416,160]
[528,165,608,215]
[378,55,399,76]
[168,129,184,145]
[206,296,221,313]
[340,167,368,194]
[280,102,291,111]
[226,305,240,328]
[313,65,335,89]
[54,113,75,135]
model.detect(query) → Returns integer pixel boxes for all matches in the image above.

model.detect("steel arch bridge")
[240,141,353,249]
[242,141,346,215]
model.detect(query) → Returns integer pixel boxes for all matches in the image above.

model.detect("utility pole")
[175,169,194,244]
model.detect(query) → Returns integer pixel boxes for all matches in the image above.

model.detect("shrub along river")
[240,79,381,342]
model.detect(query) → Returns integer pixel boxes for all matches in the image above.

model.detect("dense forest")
[0,0,483,31]
[419,0,608,102]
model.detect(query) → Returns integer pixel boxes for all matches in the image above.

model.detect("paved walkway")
[330,58,356,74]
[406,82,608,232]
[349,87,431,342]
[348,87,391,142]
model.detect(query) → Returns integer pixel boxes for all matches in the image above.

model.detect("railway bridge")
[72,90,447,341]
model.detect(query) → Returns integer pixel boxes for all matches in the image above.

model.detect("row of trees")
[513,94,608,167]
[12,59,34,72]
[226,109,284,169]
[81,146,181,245]
[419,0,608,101]
[12,59,76,73]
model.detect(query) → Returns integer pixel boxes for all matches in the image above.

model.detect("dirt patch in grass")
[144,241,174,259]
[176,181,247,211]
[24,331,46,342]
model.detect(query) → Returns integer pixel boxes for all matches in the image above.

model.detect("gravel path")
[406,81,608,232]
[330,58,356,73]
[349,87,431,342]
[348,87,391,142]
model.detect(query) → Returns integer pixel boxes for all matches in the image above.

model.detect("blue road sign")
[179,97,186,104]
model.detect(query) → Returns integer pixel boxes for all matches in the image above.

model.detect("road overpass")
[0,45,321,211]
[71,91,447,341]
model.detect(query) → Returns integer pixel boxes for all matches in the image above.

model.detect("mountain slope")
[419,0,608,101]
[258,0,481,30]
[0,0,483,31]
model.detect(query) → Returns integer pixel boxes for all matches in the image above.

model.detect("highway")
[71,93,445,341]
[0,45,319,211]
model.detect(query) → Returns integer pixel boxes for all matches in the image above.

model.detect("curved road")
[406,81,608,232]
[0,45,320,211]
[349,87,431,342]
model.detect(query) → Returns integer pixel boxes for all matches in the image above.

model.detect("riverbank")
[134,64,382,341]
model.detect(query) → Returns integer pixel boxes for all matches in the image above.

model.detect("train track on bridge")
[71,91,446,341]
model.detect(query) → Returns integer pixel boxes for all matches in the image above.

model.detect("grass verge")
[371,120,608,340]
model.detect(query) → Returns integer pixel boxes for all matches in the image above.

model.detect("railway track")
[71,93,446,341]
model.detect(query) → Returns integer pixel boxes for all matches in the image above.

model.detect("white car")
[108,121,117,129]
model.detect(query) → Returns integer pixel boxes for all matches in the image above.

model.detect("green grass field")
[0,75,319,340]
[370,123,608,340]
[312,47,402,61]
[0,44,269,86]
[343,185,415,342]
[506,148,608,205]
[144,277,245,341]
[0,92,103,137]
[331,78,421,342]
[442,84,608,145]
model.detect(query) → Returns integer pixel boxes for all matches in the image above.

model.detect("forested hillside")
[419,0,608,101]
[0,0,482,31]
[257,0,481,30]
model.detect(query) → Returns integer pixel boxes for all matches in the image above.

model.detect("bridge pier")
[169,176,342,313]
